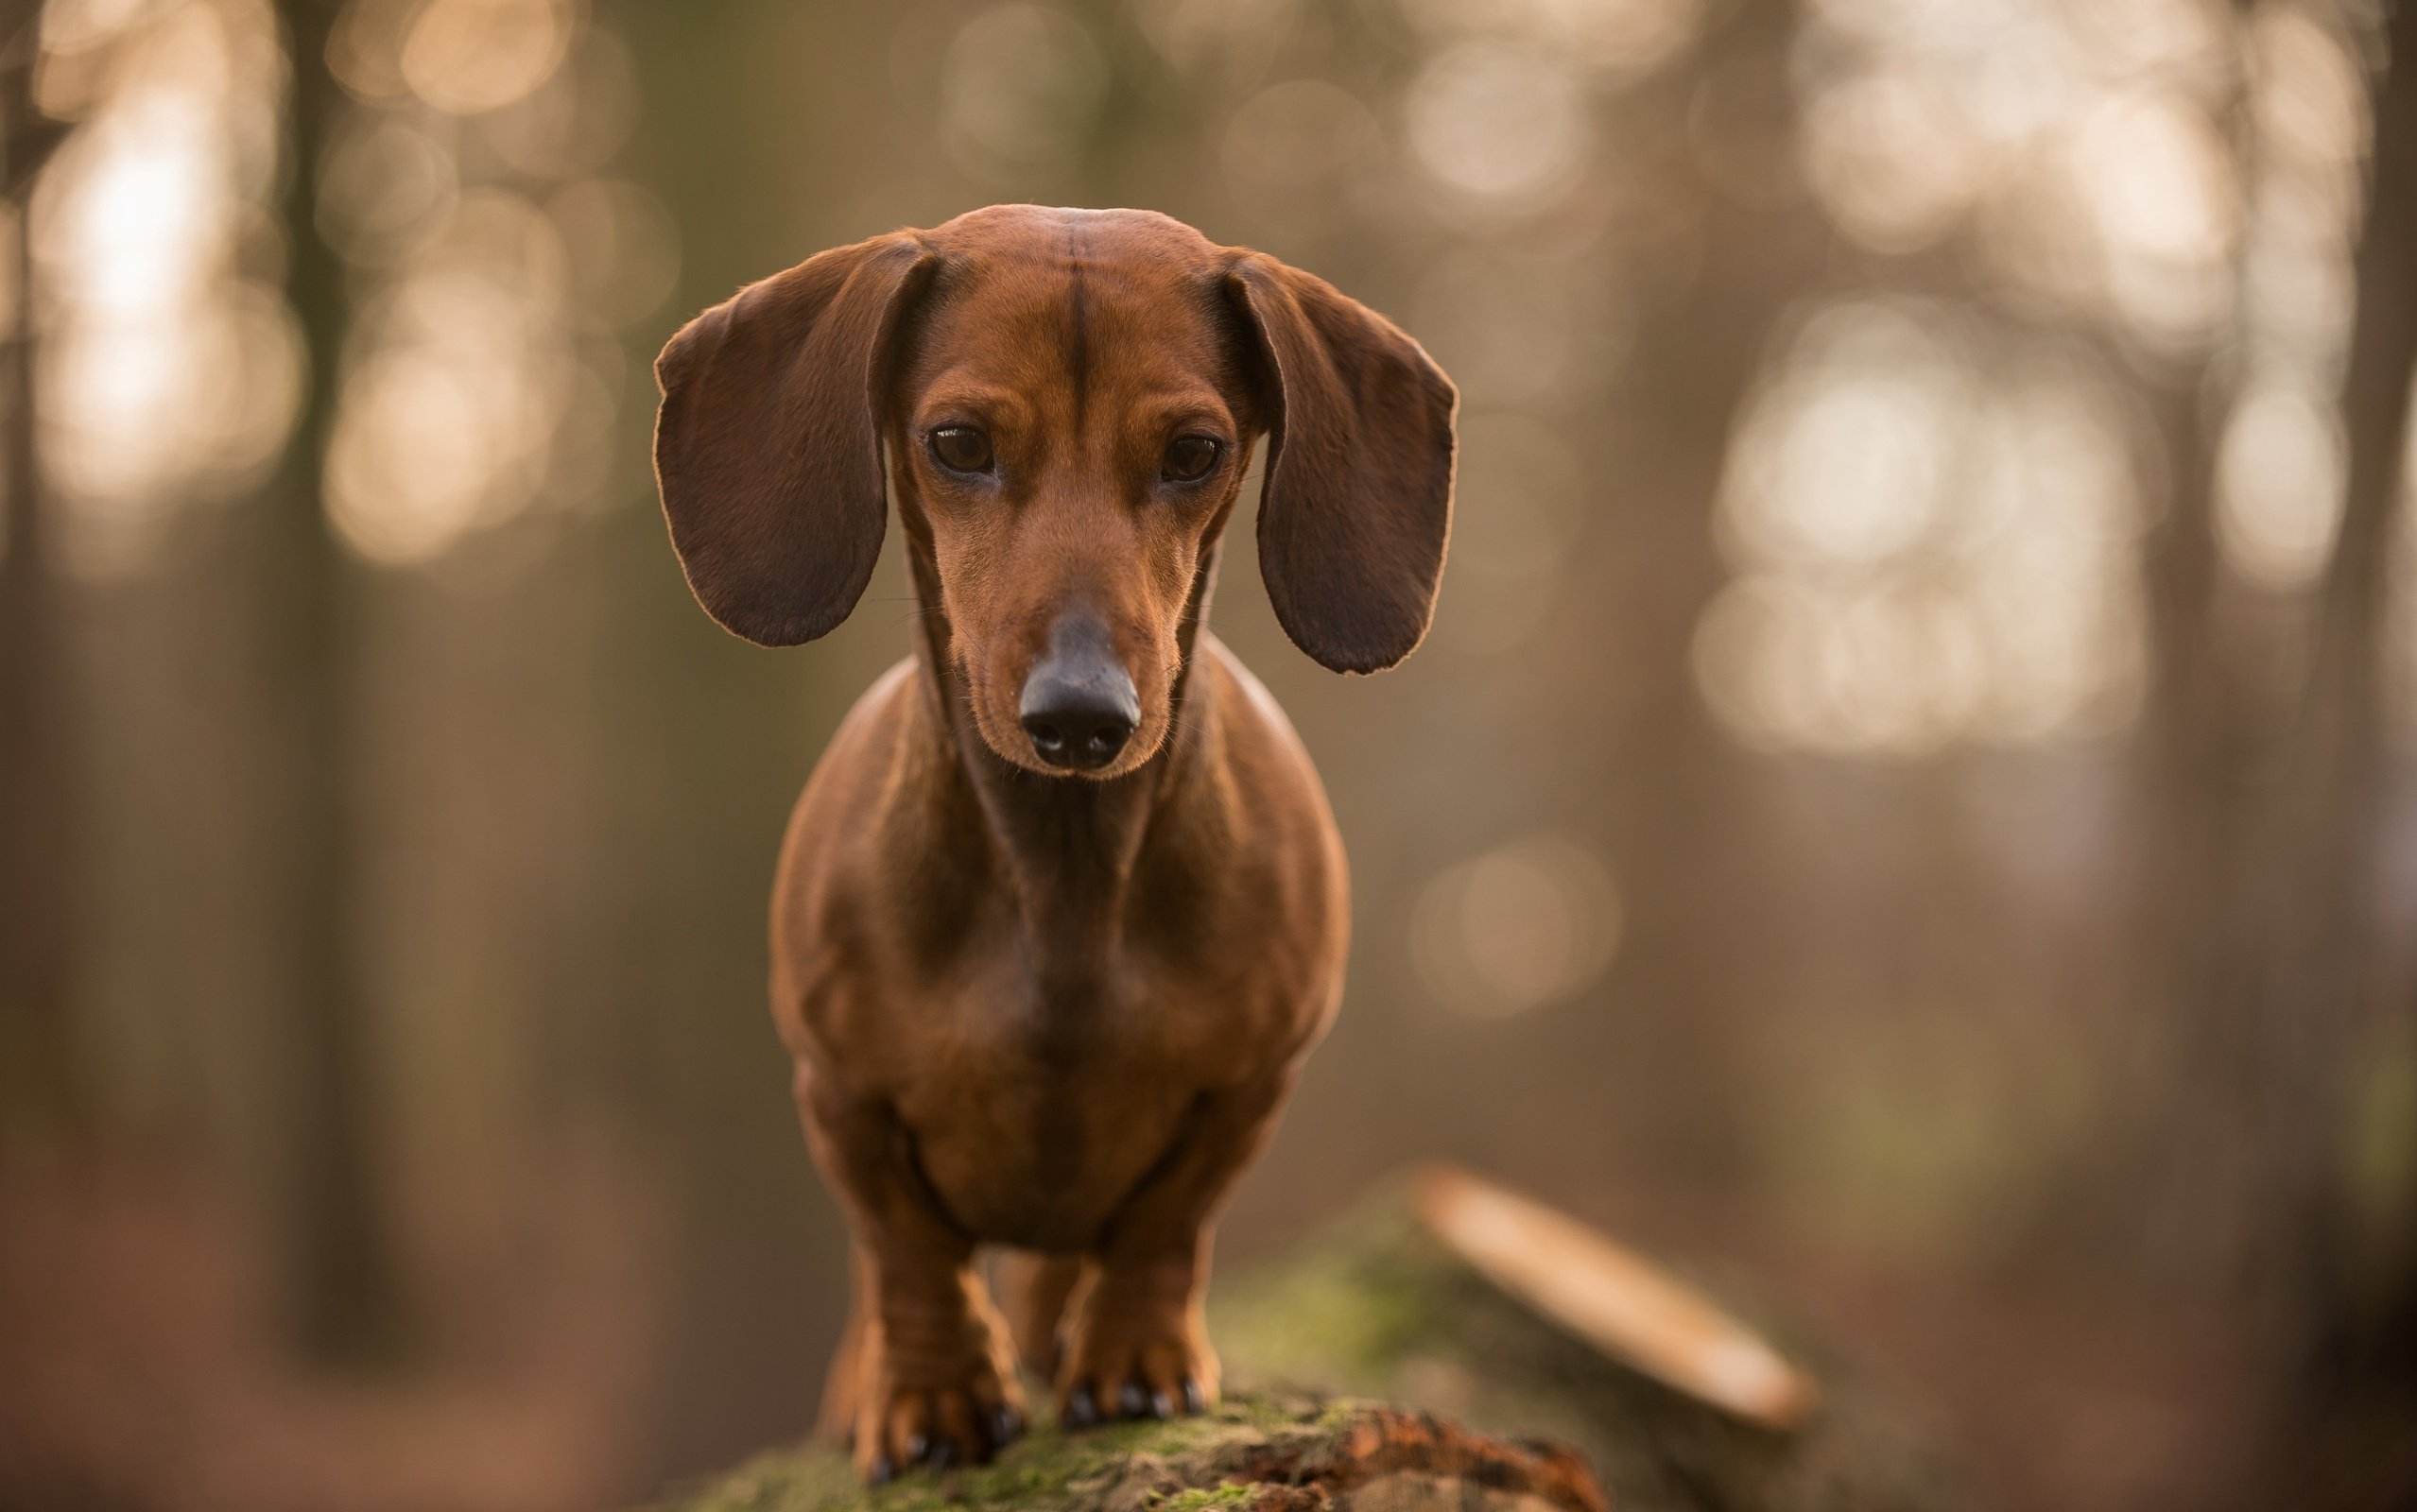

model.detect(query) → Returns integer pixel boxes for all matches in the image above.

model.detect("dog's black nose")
[1021,699,1133,770]
[1019,615,1138,772]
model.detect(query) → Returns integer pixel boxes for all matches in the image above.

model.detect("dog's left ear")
[653,233,937,646]
[1228,255,1458,674]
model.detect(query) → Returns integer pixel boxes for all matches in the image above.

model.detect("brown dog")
[651,205,1456,1483]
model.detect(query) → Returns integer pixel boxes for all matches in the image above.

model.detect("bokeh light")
[1392,0,1704,82]
[1222,79,1381,236]
[1701,299,2146,753]
[1411,833,1623,1020]
[30,0,297,577]
[1429,413,1584,656]
[1405,43,1591,210]
[546,179,680,329]
[2216,378,2345,591]
[1801,65,1991,253]
[1411,248,1624,410]
[940,4,1107,183]
[302,0,663,567]
[398,0,576,115]
[317,114,458,267]
[326,189,601,564]
[477,26,640,179]
[1796,0,2244,352]
[1130,0,1301,80]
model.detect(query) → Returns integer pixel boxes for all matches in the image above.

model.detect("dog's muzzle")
[1019,613,1139,772]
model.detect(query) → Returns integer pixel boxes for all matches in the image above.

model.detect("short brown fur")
[652,205,1456,1482]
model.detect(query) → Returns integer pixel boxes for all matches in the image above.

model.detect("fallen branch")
[1213,1169,1959,1512]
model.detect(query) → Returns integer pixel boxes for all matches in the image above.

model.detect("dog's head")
[652,205,1457,779]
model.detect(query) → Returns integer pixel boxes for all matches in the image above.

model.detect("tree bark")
[0,3,84,1137]
[2252,0,2417,1495]
[266,0,406,1366]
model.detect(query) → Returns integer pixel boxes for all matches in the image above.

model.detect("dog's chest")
[890,965,1206,1252]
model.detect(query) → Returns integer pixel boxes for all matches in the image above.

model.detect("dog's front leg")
[796,1071,1024,1481]
[1058,1072,1292,1424]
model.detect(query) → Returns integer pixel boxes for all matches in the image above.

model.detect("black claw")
[993,1407,1024,1447]
[929,1438,959,1471]
[1149,1389,1173,1419]
[869,1456,893,1487]
[1065,1385,1099,1429]
[1118,1382,1148,1418]
[904,1432,928,1466]
[1183,1381,1207,1415]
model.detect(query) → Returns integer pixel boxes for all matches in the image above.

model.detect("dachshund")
[651,204,1456,1483]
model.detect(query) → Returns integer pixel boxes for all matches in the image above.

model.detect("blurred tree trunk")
[1,6,83,1135]
[2257,0,2417,1488]
[2124,10,2261,1286]
[2132,371,2254,1267]
[602,0,886,1476]
[266,0,406,1366]
[2278,0,2415,1334]
[1615,0,1827,1191]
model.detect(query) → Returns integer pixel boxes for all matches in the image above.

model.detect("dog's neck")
[898,525,1222,987]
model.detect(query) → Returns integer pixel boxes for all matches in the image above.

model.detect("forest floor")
[0,1155,2277,1512]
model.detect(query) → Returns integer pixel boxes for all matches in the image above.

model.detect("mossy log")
[654,1396,1608,1512]
[652,1168,1959,1512]
[1211,1170,1960,1512]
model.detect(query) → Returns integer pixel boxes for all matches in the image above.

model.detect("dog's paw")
[1057,1310,1218,1427]
[853,1360,1026,1484]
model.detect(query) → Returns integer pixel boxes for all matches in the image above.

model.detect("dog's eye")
[1162,436,1220,484]
[929,425,993,474]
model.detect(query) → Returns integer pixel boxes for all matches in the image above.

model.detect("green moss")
[1147,1484,1255,1512]
[1209,1193,1436,1384]
[648,1397,1339,1512]
[1215,1188,1963,1512]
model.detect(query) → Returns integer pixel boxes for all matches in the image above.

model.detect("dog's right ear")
[653,233,937,646]
[1227,255,1457,675]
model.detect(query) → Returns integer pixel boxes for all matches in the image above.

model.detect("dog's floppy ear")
[653,232,936,646]
[1228,255,1458,674]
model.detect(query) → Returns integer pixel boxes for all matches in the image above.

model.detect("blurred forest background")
[4,0,2416,1507]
